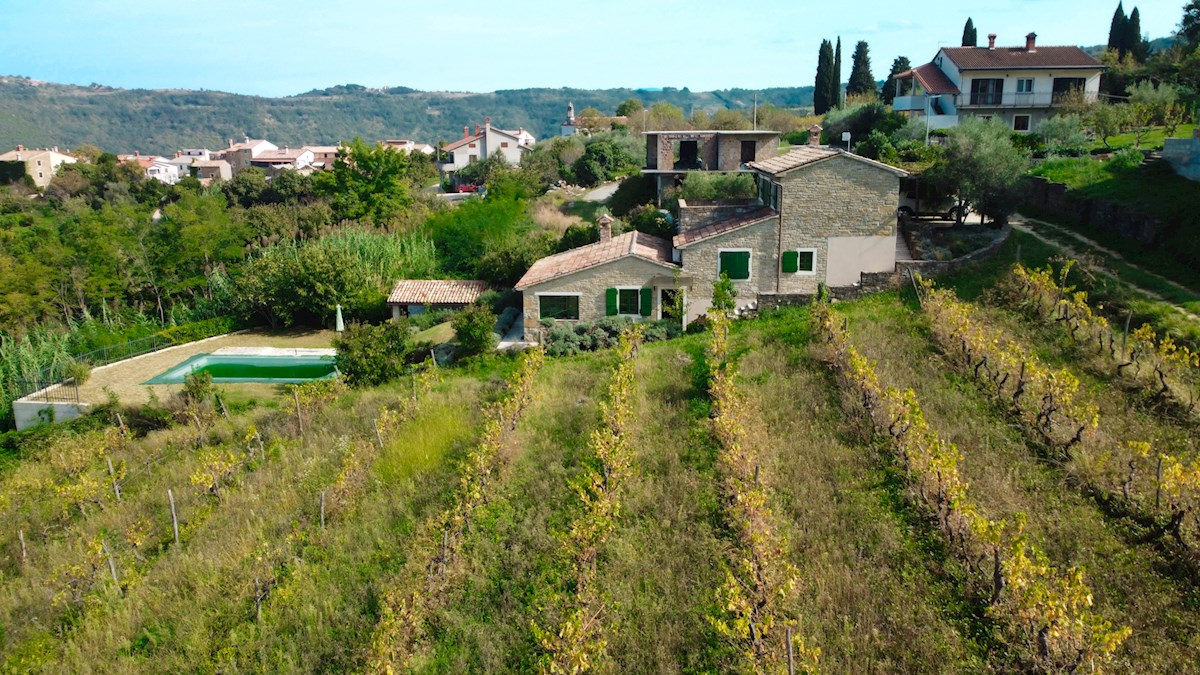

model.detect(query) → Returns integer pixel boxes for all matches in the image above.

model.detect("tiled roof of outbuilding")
[387,279,489,305]
[749,147,907,178]
[672,208,776,249]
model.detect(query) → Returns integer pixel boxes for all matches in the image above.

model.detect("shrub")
[1105,148,1144,172]
[627,204,675,239]
[540,317,681,356]
[333,321,412,387]
[407,308,456,331]
[1035,114,1087,156]
[183,370,213,404]
[608,174,657,217]
[556,223,599,252]
[679,172,757,202]
[451,304,498,357]
[156,316,240,345]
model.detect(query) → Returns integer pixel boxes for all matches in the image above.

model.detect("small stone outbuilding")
[387,279,489,319]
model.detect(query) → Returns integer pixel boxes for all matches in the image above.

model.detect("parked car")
[456,183,479,193]
[896,176,967,222]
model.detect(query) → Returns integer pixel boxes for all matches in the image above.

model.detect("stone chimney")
[597,214,615,242]
[16,144,24,151]
[484,117,491,128]
[244,134,250,143]
[807,124,823,146]
[475,124,480,135]
[1025,32,1037,52]
[463,126,469,138]
[228,138,234,148]
[988,33,997,50]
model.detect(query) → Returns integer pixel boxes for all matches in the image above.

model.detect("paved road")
[583,181,620,202]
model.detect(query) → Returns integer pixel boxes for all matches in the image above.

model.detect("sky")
[0,0,1182,97]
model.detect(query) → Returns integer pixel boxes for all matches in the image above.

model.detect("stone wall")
[680,219,778,322]
[1020,175,1163,243]
[1164,136,1200,182]
[677,199,765,233]
[519,256,680,341]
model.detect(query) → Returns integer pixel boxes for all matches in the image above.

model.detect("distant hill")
[1081,34,1177,58]
[0,77,815,155]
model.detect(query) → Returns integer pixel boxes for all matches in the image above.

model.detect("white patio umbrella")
[335,304,344,332]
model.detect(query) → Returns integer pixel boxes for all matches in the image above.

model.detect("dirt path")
[1011,214,1200,324]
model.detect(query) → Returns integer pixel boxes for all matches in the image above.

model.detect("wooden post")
[753,464,760,488]
[1015,242,1021,265]
[786,626,795,675]
[255,577,263,621]
[1155,456,1163,513]
[107,457,122,501]
[18,529,26,566]
[1122,310,1132,358]
[374,419,384,450]
[116,412,128,437]
[168,489,180,546]
[320,492,326,529]
[255,430,265,458]
[102,539,121,595]
[217,395,229,418]
[293,389,304,437]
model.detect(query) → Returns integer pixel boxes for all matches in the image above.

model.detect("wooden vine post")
[168,488,180,546]
[107,456,122,501]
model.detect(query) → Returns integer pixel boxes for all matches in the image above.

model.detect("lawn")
[1089,123,1197,152]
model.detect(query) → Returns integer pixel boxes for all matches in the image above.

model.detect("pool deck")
[78,329,335,406]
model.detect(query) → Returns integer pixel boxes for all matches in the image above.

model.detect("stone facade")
[1020,175,1162,244]
[519,256,680,341]
[644,131,780,172]
[679,219,778,321]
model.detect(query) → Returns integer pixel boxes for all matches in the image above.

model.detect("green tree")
[814,39,835,115]
[847,41,876,97]
[333,321,412,387]
[1183,1,1200,48]
[962,18,977,47]
[572,139,637,187]
[615,98,643,117]
[927,117,1030,225]
[451,304,497,356]
[832,37,843,110]
[312,138,414,225]
[712,272,737,314]
[1086,103,1129,148]
[645,102,688,131]
[221,167,268,208]
[1126,7,1148,62]
[880,56,911,105]
[1036,114,1089,156]
[1108,2,1129,56]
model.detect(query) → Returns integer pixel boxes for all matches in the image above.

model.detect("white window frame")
[534,292,582,321]
[615,285,643,317]
[1016,78,1034,94]
[717,247,753,283]
[1012,114,1032,132]
[791,248,818,276]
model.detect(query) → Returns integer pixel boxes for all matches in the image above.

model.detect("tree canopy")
[962,18,977,47]
[846,41,876,97]
[832,38,843,109]
[881,56,912,105]
[814,39,835,115]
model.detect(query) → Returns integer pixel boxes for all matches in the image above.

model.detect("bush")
[557,223,599,252]
[822,102,905,146]
[627,204,675,240]
[608,174,657,217]
[1035,114,1087,156]
[333,321,412,387]
[156,316,240,345]
[475,233,554,287]
[1105,148,1144,172]
[183,370,213,404]
[407,308,456,331]
[679,172,757,202]
[451,304,498,357]
[540,317,681,357]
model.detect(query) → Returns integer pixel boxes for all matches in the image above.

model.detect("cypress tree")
[814,39,834,115]
[1126,7,1147,61]
[846,41,876,97]
[962,18,977,47]
[881,56,911,105]
[832,37,843,109]
[1107,2,1128,56]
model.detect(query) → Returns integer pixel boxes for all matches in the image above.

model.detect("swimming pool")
[144,354,338,385]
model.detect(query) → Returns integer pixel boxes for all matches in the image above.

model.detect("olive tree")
[926,117,1030,226]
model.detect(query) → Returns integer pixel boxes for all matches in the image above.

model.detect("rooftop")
[672,208,776,249]
[643,129,780,136]
[895,63,960,95]
[516,231,675,289]
[940,45,1102,70]
[749,146,906,178]
[387,279,489,305]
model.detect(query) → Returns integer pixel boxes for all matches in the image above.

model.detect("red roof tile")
[387,279,489,305]
[940,45,1101,70]
[442,134,481,152]
[672,208,776,249]
[748,147,906,178]
[515,231,675,289]
[895,63,960,94]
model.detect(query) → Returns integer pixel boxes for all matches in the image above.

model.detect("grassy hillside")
[2,231,1199,671]
[0,77,814,154]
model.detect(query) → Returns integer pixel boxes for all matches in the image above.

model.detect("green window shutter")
[798,250,816,272]
[719,251,751,280]
[640,288,653,317]
[781,250,799,274]
[605,288,618,316]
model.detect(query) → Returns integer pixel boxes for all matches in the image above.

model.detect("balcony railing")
[959,91,1096,108]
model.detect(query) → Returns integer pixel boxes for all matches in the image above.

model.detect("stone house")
[0,146,78,188]
[643,129,781,198]
[216,136,278,174]
[514,144,907,341]
[387,279,490,319]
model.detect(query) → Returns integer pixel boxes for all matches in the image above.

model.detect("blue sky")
[0,0,1182,97]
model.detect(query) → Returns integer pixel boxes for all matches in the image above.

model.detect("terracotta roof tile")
[895,63,960,94]
[941,45,1101,70]
[749,147,907,178]
[387,279,489,305]
[442,134,481,152]
[515,231,676,289]
[672,208,776,249]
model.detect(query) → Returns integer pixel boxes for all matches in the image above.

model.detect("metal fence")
[12,378,80,403]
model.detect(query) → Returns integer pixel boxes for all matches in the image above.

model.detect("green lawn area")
[413,321,455,345]
[1088,123,1196,152]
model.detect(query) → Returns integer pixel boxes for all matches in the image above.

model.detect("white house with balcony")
[438,118,534,182]
[892,32,1103,133]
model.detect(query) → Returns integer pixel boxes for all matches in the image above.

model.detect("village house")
[118,152,181,184]
[514,135,907,341]
[248,146,315,174]
[303,145,340,169]
[0,145,77,188]
[892,32,1104,133]
[438,119,534,182]
[216,136,278,174]
[386,279,490,319]
[560,102,629,137]
[643,128,782,198]
[191,159,233,184]
[381,139,435,155]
